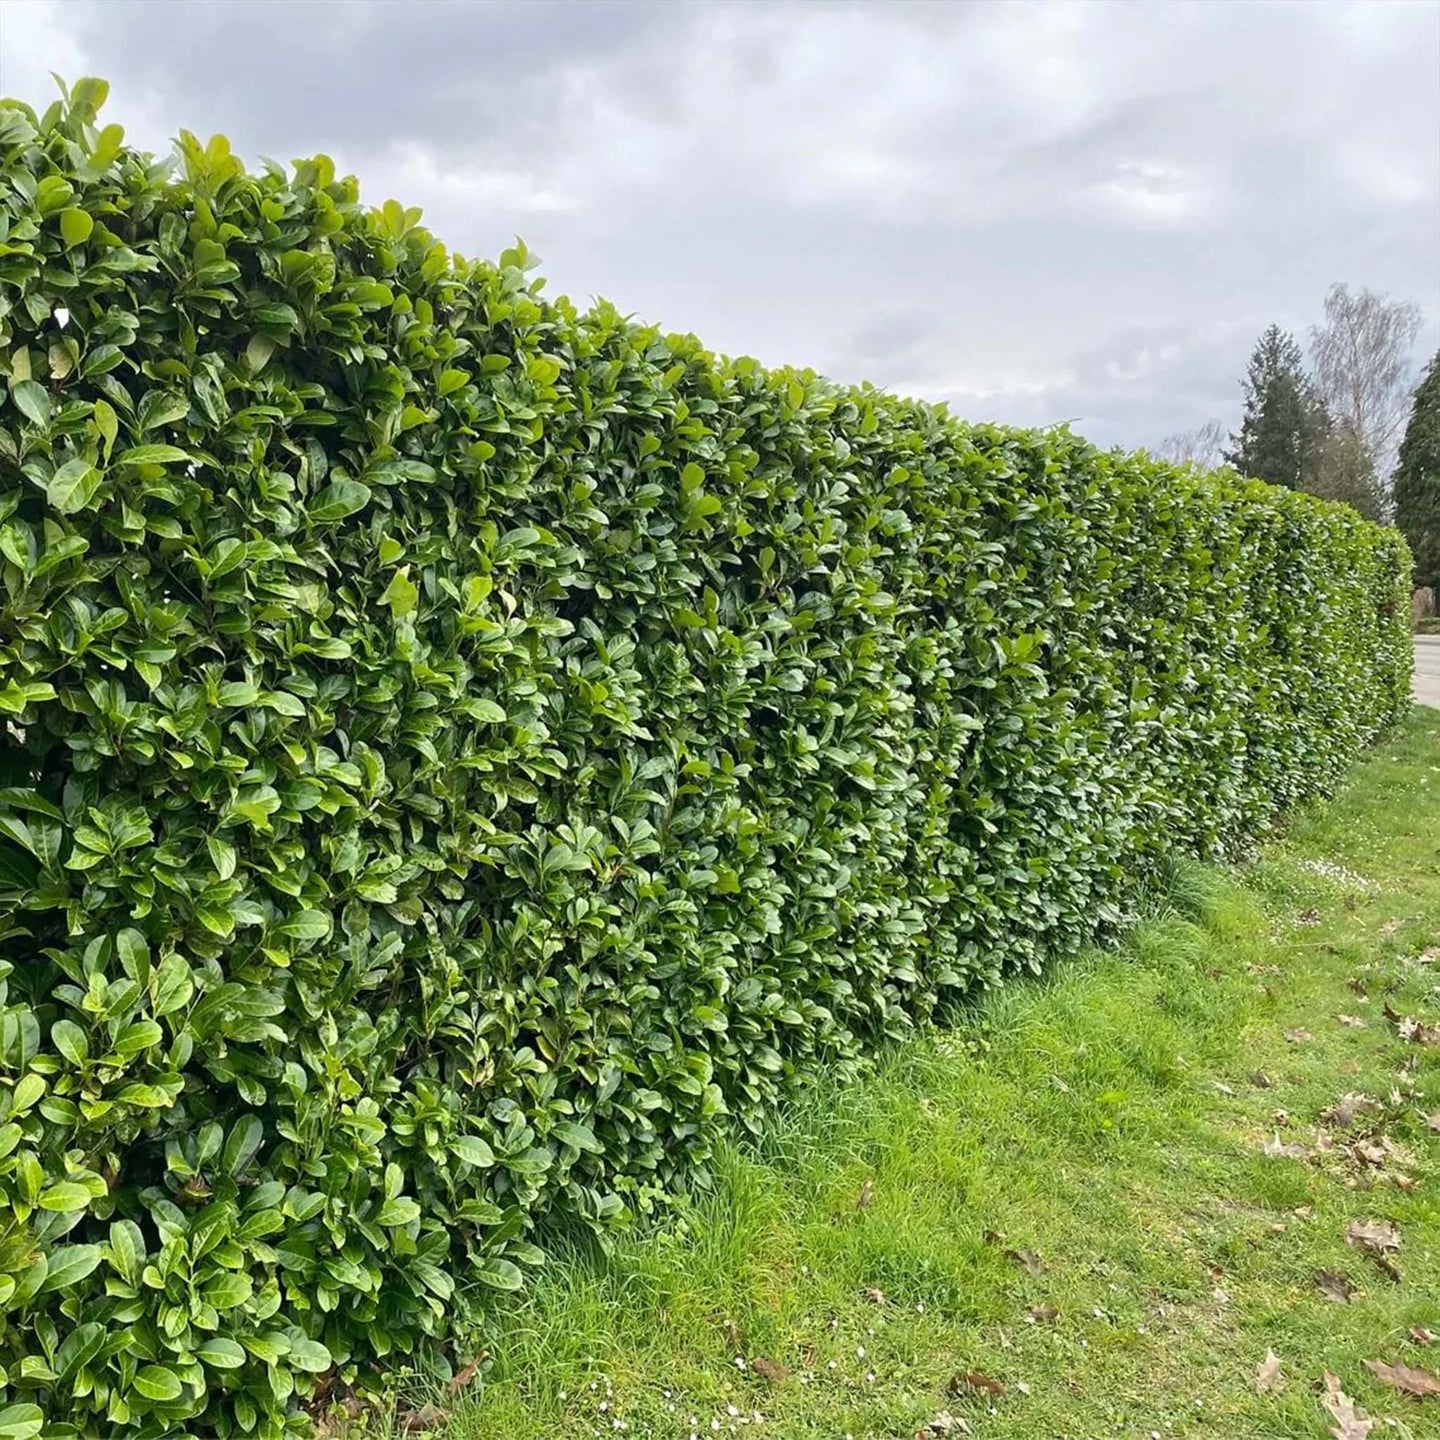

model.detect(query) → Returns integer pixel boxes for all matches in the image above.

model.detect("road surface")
[1415,635,1440,711]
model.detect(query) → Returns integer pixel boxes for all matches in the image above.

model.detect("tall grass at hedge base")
[0,81,1414,1438]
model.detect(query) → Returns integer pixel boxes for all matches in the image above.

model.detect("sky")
[1,0,1437,454]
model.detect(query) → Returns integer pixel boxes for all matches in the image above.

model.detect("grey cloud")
[1,0,1436,453]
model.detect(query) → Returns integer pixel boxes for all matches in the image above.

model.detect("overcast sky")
[2,0,1437,452]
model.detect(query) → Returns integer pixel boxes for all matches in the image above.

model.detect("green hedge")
[0,82,1413,1438]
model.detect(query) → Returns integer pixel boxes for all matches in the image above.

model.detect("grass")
[367,710,1440,1440]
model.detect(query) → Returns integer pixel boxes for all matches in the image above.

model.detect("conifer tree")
[1394,349,1440,591]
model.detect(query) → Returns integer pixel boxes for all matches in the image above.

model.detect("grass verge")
[370,710,1440,1439]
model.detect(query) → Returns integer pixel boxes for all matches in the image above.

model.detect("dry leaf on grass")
[948,1370,1006,1398]
[1264,1133,1309,1159]
[1255,1349,1283,1392]
[1379,919,1402,937]
[1004,1248,1044,1276]
[445,1355,486,1398]
[1315,1269,1358,1304]
[1392,1014,1440,1044]
[1336,1014,1367,1028]
[1322,1093,1378,1127]
[1025,1303,1059,1325]
[856,1176,874,1209]
[750,1357,791,1384]
[1250,1070,1274,1088]
[1349,1140,1387,1167]
[1321,1370,1374,1439]
[1427,1112,1440,1133]
[398,1406,449,1435]
[1346,1218,1401,1254]
[1286,1027,1314,1043]
[1364,1359,1440,1398]
[861,1286,887,1305]
[915,1413,970,1437]
[1410,1327,1437,1345]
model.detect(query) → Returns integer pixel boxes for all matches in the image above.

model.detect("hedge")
[0,81,1414,1438]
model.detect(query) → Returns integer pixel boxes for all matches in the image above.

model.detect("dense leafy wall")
[0,83,1413,1437]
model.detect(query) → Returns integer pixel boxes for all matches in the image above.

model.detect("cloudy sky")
[2,0,1437,452]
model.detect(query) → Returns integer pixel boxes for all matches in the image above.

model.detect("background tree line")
[1159,284,1438,593]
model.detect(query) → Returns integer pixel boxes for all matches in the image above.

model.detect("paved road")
[1415,634,1440,711]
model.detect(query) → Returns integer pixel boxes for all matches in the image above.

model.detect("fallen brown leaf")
[1250,1070,1274,1088]
[1321,1369,1374,1439]
[982,1228,1005,1246]
[1285,1028,1314,1044]
[856,1176,874,1209]
[1379,919,1402,937]
[1264,1133,1308,1159]
[914,1413,970,1437]
[1323,1093,1378,1127]
[861,1286,887,1305]
[1427,1112,1440,1133]
[1336,1014,1367,1028]
[1346,1218,1401,1254]
[1410,1327,1437,1345]
[750,1357,791,1384]
[1025,1302,1059,1325]
[948,1370,1005,1398]
[1004,1248,1043,1276]
[399,1406,449,1435]
[1314,1269,1358,1304]
[445,1354,487,1398]
[1349,1140,1387,1167]
[1255,1349,1282,1393]
[1363,1358,1440,1398]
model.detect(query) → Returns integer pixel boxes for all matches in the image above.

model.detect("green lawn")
[364,710,1440,1440]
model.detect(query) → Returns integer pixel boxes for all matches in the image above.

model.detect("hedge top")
[0,79,1413,1439]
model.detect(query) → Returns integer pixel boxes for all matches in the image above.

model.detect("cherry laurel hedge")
[0,84,1414,1438]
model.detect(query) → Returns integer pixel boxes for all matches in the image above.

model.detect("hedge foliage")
[0,81,1414,1438]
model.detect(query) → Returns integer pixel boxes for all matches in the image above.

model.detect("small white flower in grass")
[856,1345,865,1359]
[727,1406,739,1417]
[827,1360,837,1370]
[733,1356,746,1371]
[865,1372,875,1384]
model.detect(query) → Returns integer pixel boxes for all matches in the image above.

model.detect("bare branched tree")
[1309,282,1423,484]
[1157,418,1227,470]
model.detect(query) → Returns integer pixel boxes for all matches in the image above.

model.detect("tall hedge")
[0,82,1414,1438]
